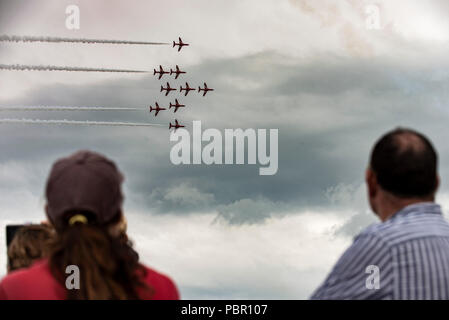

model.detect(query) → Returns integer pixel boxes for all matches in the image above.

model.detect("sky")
[0,0,449,299]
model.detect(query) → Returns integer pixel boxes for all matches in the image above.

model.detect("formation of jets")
[160,81,214,98]
[173,37,189,52]
[154,80,215,130]
[149,99,186,116]
[152,39,214,130]
[154,65,186,80]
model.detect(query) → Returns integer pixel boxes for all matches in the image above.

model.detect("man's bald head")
[370,128,438,198]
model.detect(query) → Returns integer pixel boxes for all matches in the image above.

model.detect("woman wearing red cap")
[0,150,180,300]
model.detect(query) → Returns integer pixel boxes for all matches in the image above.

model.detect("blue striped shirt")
[311,202,449,299]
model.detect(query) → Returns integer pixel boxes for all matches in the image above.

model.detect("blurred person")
[7,224,54,272]
[0,150,179,300]
[312,128,449,299]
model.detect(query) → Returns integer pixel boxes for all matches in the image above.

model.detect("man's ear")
[366,168,378,198]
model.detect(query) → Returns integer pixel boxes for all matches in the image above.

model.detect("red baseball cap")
[45,150,124,229]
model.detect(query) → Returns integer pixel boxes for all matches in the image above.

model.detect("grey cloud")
[1,50,449,226]
[214,198,282,225]
[324,182,378,237]
[336,211,377,237]
[147,183,216,213]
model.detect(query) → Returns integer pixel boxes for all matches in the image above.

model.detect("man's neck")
[378,197,434,222]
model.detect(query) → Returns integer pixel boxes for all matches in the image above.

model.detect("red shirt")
[0,259,179,300]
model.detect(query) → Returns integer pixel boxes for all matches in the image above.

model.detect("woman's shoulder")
[1,259,51,284]
[138,264,180,300]
[0,259,64,300]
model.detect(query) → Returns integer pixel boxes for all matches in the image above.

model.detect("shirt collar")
[393,202,442,218]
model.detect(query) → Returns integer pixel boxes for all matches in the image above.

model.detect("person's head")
[45,150,149,299]
[7,224,54,273]
[366,128,439,221]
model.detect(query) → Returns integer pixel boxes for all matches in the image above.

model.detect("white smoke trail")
[0,118,164,127]
[0,35,169,45]
[0,64,148,73]
[0,106,146,111]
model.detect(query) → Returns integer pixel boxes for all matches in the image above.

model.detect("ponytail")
[49,212,152,300]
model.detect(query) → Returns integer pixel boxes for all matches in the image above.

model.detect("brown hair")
[8,224,54,272]
[49,211,152,300]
